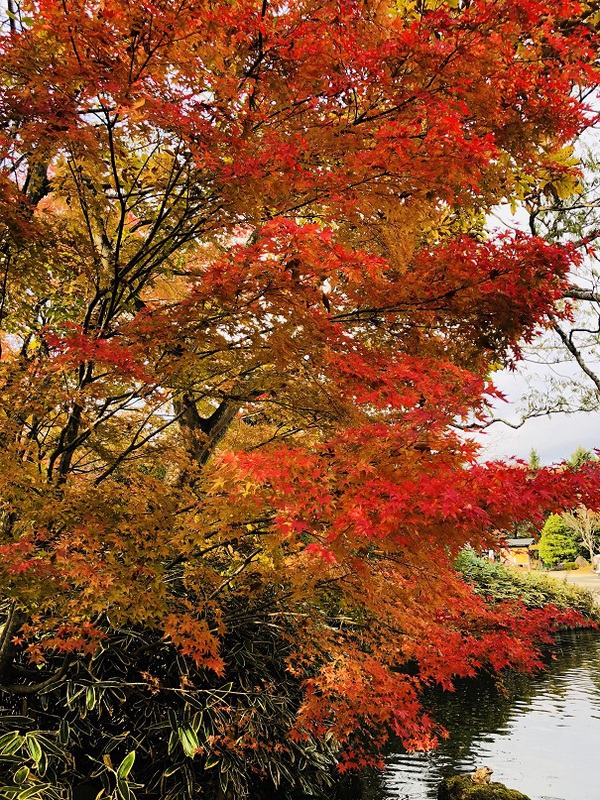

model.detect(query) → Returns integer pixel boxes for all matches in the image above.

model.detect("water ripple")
[378,631,600,800]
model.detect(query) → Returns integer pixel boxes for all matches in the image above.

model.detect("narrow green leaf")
[0,718,34,728]
[13,766,29,785]
[86,687,96,710]
[177,727,199,758]
[1,736,24,757]
[25,735,42,765]
[116,751,135,780]
[116,776,132,800]
[204,754,219,770]
[17,785,52,800]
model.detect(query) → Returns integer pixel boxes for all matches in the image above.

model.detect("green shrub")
[456,548,599,622]
[563,562,579,570]
[0,599,340,800]
[538,514,580,567]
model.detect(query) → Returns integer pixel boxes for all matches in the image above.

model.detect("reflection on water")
[377,631,600,800]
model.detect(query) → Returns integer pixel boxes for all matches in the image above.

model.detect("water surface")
[377,631,600,800]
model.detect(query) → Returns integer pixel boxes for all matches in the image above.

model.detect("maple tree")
[0,0,599,797]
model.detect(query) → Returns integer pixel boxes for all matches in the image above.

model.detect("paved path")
[545,569,600,595]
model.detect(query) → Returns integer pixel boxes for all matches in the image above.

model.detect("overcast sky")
[472,190,600,465]
[472,369,600,464]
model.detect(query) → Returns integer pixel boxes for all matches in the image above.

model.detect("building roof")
[504,538,535,548]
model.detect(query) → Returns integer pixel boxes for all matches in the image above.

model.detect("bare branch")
[564,285,600,303]
[553,321,600,393]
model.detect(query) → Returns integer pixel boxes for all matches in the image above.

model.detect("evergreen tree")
[528,448,541,471]
[538,514,580,567]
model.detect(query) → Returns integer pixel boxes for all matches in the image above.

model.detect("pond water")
[365,630,600,800]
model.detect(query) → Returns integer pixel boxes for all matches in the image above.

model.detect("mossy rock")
[438,776,531,800]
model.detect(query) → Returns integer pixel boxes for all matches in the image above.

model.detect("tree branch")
[564,285,600,303]
[0,603,27,685]
[2,657,70,696]
[553,321,600,393]
[174,393,241,468]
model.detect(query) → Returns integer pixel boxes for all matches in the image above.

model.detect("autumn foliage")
[0,0,599,797]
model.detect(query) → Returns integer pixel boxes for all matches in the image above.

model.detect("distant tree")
[562,505,600,562]
[538,514,580,567]
[567,447,595,470]
[528,449,541,471]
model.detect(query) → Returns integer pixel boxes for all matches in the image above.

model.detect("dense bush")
[456,549,600,623]
[0,597,340,800]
